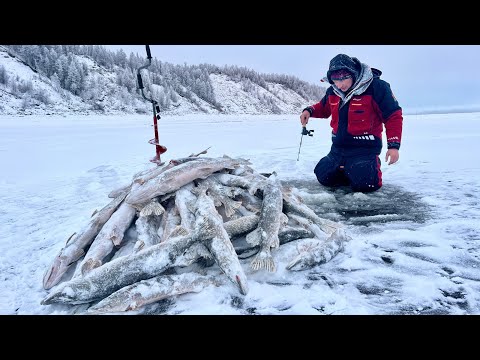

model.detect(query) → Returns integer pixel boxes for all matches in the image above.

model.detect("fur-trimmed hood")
[330,61,382,107]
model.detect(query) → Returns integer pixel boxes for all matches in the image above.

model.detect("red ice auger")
[137,45,167,166]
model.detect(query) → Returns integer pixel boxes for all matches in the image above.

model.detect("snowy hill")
[0,46,90,115]
[0,45,325,116]
[210,74,310,114]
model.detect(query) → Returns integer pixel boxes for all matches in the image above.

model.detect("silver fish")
[234,226,315,258]
[41,233,199,305]
[174,183,197,233]
[42,191,128,290]
[246,174,285,272]
[193,190,249,295]
[133,161,174,185]
[175,214,260,268]
[286,212,328,240]
[211,173,261,195]
[286,228,352,271]
[133,212,162,253]
[108,162,171,198]
[75,201,137,276]
[194,177,242,219]
[125,156,247,206]
[132,157,209,186]
[87,272,217,314]
[282,187,343,236]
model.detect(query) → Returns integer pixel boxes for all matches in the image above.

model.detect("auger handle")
[146,45,152,60]
[137,73,144,90]
[137,45,153,101]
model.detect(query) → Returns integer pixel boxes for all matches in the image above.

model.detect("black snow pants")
[314,150,383,192]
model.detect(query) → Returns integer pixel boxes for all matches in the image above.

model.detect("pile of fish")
[41,151,351,314]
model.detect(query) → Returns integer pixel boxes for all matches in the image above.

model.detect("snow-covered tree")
[0,65,8,85]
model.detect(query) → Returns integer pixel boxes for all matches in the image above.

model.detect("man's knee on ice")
[314,157,345,187]
[346,155,382,192]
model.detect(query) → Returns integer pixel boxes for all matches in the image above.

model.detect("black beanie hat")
[327,54,360,84]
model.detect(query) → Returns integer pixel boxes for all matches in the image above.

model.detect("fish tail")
[223,199,242,218]
[140,201,165,217]
[250,249,276,273]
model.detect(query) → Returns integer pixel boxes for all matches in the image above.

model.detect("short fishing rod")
[297,125,314,161]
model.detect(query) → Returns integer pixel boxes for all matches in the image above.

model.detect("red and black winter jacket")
[304,71,403,157]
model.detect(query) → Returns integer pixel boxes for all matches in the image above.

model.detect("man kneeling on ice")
[300,54,403,192]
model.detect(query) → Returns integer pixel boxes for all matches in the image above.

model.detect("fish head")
[42,255,72,290]
[236,275,249,295]
[41,285,76,305]
[285,255,309,271]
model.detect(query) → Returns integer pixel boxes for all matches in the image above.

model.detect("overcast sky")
[105,45,480,113]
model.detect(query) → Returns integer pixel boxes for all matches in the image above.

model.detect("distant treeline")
[2,45,325,114]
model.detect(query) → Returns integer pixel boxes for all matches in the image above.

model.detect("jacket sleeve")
[373,80,403,150]
[303,93,331,119]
